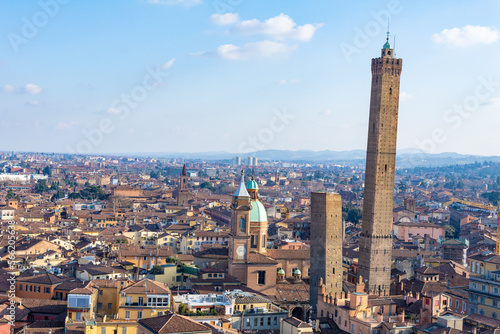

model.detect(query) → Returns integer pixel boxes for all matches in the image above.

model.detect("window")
[68,296,90,308]
[97,303,102,309]
[493,313,498,319]
[101,328,106,334]
[463,302,467,312]
[493,300,498,307]
[273,317,277,325]
[75,312,81,321]
[138,297,144,306]
[267,317,271,326]
[455,300,459,308]
[34,286,40,293]
[480,309,485,316]
[254,318,258,327]
[258,271,266,285]
[125,311,130,320]
[19,284,23,291]
[137,311,142,320]
[44,287,50,294]
[122,328,127,334]
[480,297,485,305]
[108,303,112,309]
[147,297,170,307]
[239,218,246,232]
[260,318,264,326]
[99,290,103,296]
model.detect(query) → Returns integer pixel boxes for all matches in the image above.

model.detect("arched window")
[239,218,246,232]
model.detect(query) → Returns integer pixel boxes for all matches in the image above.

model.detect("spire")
[383,20,392,49]
[233,170,250,197]
[181,164,187,176]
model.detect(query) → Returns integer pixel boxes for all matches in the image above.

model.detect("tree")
[34,179,50,194]
[178,303,186,314]
[444,224,457,239]
[6,189,16,199]
[109,196,131,214]
[481,192,500,205]
[50,181,60,191]
[42,166,51,176]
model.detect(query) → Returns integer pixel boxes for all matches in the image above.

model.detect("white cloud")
[55,121,77,130]
[229,13,322,41]
[211,13,239,25]
[217,40,297,60]
[161,58,175,70]
[26,100,42,106]
[2,84,15,93]
[278,78,300,85]
[147,0,201,6]
[24,83,42,95]
[432,25,499,47]
[400,91,414,102]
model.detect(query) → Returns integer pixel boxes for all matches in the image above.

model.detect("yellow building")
[94,279,134,317]
[117,279,172,320]
[84,320,138,334]
[468,254,500,318]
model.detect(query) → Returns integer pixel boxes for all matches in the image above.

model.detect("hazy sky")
[1,0,499,156]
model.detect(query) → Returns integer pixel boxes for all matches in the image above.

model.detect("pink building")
[393,222,444,242]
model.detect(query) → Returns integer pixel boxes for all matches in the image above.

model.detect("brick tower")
[310,192,343,317]
[358,35,402,295]
[228,171,252,283]
[177,164,189,207]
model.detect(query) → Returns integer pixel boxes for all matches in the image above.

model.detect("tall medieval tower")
[310,192,343,318]
[177,164,189,207]
[358,36,402,295]
[228,171,252,283]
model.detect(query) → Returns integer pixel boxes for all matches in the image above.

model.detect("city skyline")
[1,1,499,156]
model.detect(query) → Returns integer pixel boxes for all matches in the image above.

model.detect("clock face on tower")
[236,245,246,259]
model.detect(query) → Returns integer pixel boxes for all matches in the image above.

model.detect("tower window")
[388,51,391,55]
[239,218,246,232]
[385,165,387,172]
[389,88,392,94]
[251,235,257,248]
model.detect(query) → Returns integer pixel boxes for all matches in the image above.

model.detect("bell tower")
[358,34,402,295]
[228,171,251,283]
[177,164,189,207]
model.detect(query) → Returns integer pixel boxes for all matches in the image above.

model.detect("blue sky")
[1,0,499,156]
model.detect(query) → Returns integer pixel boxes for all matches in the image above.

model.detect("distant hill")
[145,149,500,168]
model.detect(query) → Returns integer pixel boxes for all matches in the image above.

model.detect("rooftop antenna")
[386,18,390,42]
[393,34,397,56]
